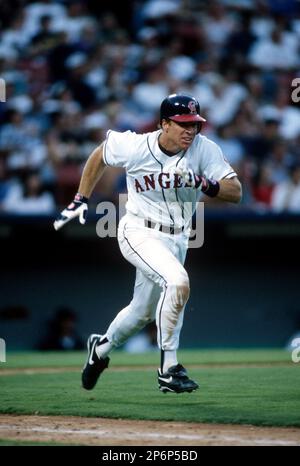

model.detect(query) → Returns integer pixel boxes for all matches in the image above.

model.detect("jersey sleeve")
[200,138,237,181]
[102,130,135,168]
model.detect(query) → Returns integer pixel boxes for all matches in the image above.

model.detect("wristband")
[75,193,89,203]
[200,178,220,197]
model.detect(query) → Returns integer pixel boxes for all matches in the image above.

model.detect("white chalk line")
[0,424,298,446]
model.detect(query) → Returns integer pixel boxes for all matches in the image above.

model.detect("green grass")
[1,348,291,369]
[0,439,72,446]
[0,349,299,427]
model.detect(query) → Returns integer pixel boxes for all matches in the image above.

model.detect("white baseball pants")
[106,213,190,350]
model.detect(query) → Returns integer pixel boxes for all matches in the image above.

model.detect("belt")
[144,220,184,235]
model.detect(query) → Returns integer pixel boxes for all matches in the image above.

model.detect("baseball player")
[54,94,242,393]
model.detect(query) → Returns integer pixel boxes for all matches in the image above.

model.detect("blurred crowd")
[0,0,300,215]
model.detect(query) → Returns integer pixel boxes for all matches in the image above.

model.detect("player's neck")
[158,133,181,156]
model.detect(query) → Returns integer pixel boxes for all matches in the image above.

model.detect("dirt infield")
[0,414,299,446]
[0,361,291,377]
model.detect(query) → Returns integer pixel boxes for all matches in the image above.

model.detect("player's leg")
[156,231,188,372]
[154,235,198,392]
[82,267,160,390]
[82,219,196,392]
[97,269,160,354]
[119,223,190,336]
[117,221,198,392]
[95,223,189,358]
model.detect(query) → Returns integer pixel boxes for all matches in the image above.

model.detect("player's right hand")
[53,193,89,231]
[174,165,203,189]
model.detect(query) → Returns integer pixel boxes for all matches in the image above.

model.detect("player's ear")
[161,118,170,132]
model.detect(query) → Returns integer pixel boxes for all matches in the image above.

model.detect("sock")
[95,335,114,359]
[161,349,178,373]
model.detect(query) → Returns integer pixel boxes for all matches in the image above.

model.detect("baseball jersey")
[103,129,237,229]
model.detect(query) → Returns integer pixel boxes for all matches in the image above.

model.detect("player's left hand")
[53,193,88,231]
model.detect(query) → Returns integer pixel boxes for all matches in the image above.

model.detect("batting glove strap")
[200,177,220,197]
[74,193,89,204]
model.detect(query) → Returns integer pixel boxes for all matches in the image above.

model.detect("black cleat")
[82,334,110,390]
[158,364,199,393]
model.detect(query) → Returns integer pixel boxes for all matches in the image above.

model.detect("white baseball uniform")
[102,129,236,351]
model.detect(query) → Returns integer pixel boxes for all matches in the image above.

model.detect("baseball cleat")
[158,364,199,394]
[82,334,110,390]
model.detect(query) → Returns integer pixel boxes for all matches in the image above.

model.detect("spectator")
[0,153,20,210]
[202,1,236,56]
[38,307,84,351]
[271,163,300,213]
[251,162,275,208]
[65,52,97,109]
[132,65,169,113]
[24,0,67,40]
[248,23,299,70]
[206,73,248,127]
[2,170,55,214]
[0,109,46,171]
[240,114,281,161]
[223,12,256,69]
[212,123,245,170]
[29,15,60,57]
[259,89,300,140]
[267,139,293,184]
[0,11,30,56]
[53,1,96,42]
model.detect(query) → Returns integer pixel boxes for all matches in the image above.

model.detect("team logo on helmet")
[188,100,197,114]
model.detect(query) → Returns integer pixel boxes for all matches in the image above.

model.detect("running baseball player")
[54,94,242,393]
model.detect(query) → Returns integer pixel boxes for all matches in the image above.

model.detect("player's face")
[162,120,198,152]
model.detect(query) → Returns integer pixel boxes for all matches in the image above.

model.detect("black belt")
[144,220,184,235]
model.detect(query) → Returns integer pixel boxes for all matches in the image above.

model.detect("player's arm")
[216,177,242,204]
[196,174,242,204]
[78,143,106,198]
[175,166,242,204]
[53,143,106,230]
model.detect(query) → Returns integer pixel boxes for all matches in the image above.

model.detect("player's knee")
[181,282,190,303]
[168,273,190,311]
[178,280,190,305]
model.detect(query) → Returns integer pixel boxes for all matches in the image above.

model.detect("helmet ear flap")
[197,122,202,133]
